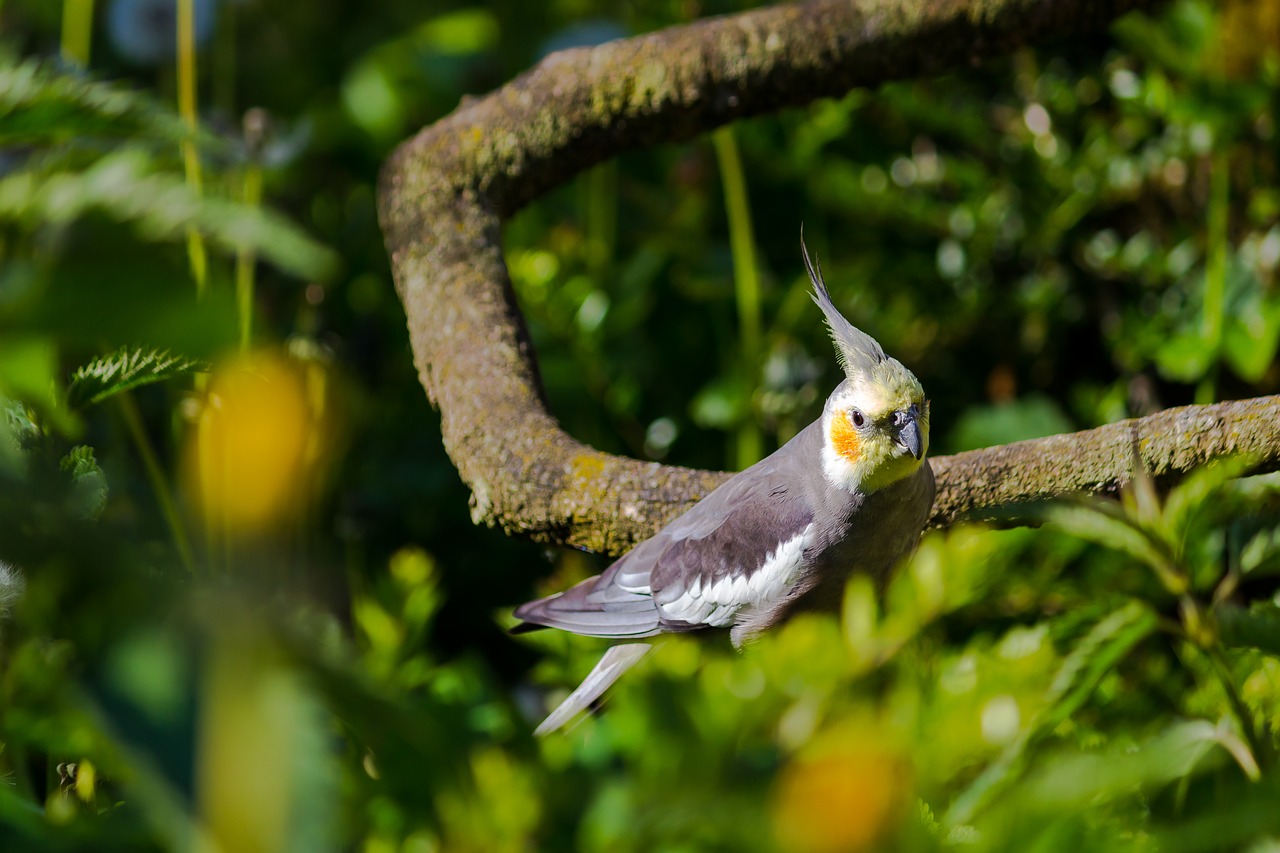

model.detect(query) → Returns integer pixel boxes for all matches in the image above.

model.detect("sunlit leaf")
[68,346,204,408]
[1163,456,1253,530]
[1042,501,1177,589]
[0,148,336,281]
[0,53,205,147]
[1155,328,1217,383]
[0,336,76,434]
[946,602,1157,826]
[1020,718,1236,811]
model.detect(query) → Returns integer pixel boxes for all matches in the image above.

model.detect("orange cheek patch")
[830,411,862,462]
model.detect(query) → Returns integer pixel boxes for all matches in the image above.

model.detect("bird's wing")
[533,643,651,736]
[512,457,813,639]
[647,464,815,631]
[511,535,669,639]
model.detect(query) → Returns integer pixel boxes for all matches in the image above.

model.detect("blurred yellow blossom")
[772,720,913,853]
[185,349,329,536]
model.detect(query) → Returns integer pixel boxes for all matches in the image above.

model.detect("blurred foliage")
[1,0,1280,850]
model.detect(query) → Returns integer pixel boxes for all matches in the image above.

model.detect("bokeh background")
[3,0,1280,850]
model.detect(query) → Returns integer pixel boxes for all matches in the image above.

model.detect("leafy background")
[2,0,1280,850]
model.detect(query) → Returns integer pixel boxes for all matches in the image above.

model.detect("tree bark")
[375,0,1274,559]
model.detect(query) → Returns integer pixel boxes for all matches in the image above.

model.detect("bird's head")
[803,238,930,494]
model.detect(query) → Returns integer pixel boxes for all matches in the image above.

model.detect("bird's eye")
[850,408,865,428]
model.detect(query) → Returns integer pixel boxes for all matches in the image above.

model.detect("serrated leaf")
[60,445,108,519]
[0,53,214,149]
[68,347,205,407]
[0,148,336,281]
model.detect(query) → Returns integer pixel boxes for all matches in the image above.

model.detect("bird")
[512,237,935,734]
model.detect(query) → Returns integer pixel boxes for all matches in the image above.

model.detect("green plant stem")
[236,163,262,352]
[60,0,95,68]
[712,125,763,469]
[1199,150,1229,405]
[177,0,208,297]
[117,392,195,574]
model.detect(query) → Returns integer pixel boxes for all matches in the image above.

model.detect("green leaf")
[60,445,108,519]
[1019,719,1240,814]
[7,236,238,356]
[1239,524,1280,577]
[1218,603,1280,656]
[0,148,336,281]
[1162,455,1255,545]
[1043,501,1176,587]
[68,347,205,408]
[947,394,1074,452]
[1155,327,1217,383]
[1221,256,1280,382]
[1223,298,1280,382]
[413,9,500,56]
[841,574,879,668]
[0,336,77,435]
[945,601,1157,826]
[0,54,203,147]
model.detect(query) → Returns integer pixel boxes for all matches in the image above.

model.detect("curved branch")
[377,0,1211,557]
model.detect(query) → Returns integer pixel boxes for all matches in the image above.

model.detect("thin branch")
[376,0,1212,557]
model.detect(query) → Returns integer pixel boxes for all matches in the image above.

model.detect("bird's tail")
[534,643,652,736]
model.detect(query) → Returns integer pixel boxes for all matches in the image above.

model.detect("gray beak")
[895,407,923,460]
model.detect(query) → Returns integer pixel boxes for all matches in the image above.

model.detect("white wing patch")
[614,566,653,596]
[657,524,814,628]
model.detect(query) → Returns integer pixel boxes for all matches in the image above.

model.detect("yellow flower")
[185,350,321,536]
[772,721,912,853]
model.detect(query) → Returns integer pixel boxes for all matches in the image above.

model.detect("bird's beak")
[895,407,924,460]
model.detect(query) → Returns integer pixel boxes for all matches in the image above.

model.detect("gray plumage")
[513,420,930,643]
[513,236,934,734]
[532,644,651,736]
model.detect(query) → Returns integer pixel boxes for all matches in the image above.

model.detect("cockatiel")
[513,238,934,734]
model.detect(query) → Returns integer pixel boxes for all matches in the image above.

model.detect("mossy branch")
[373,0,1232,557]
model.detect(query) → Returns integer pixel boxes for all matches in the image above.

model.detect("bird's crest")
[801,233,886,379]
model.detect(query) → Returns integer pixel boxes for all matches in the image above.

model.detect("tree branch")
[375,0,1268,559]
[928,396,1280,528]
